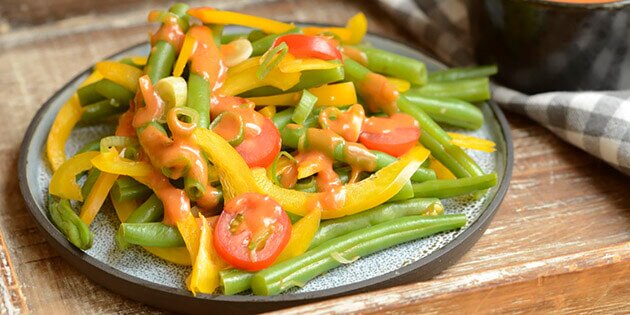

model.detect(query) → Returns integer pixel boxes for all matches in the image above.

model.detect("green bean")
[372,150,436,182]
[184,177,205,200]
[251,214,466,295]
[77,81,105,106]
[419,132,469,178]
[445,145,484,177]
[110,177,152,202]
[80,99,128,124]
[388,180,413,201]
[81,168,101,201]
[76,139,101,154]
[126,194,164,224]
[412,173,497,198]
[95,79,134,105]
[241,65,344,97]
[407,78,491,103]
[210,24,224,47]
[118,223,184,247]
[403,94,484,130]
[221,33,248,44]
[220,198,443,295]
[310,198,442,248]
[119,57,144,69]
[397,95,451,145]
[247,29,268,42]
[272,107,295,129]
[251,28,302,56]
[48,197,93,250]
[428,65,497,83]
[351,45,427,85]
[145,4,189,83]
[186,73,210,128]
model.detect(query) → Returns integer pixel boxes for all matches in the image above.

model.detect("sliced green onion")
[99,136,138,153]
[171,106,200,126]
[269,151,296,186]
[291,90,318,125]
[209,111,245,146]
[257,42,288,80]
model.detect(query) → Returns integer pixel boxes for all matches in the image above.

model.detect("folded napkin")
[378,0,630,175]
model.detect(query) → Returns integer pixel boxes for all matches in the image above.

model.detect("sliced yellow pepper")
[79,71,103,88]
[49,151,99,201]
[177,211,201,263]
[91,149,153,177]
[274,208,321,263]
[278,54,341,73]
[301,12,367,45]
[188,215,227,295]
[253,146,430,219]
[110,196,192,265]
[80,171,119,224]
[129,56,148,66]
[173,32,196,77]
[448,132,496,153]
[187,8,294,34]
[258,105,276,118]
[302,26,352,42]
[247,82,357,107]
[46,94,84,171]
[385,76,411,93]
[220,57,301,96]
[194,128,260,200]
[428,157,456,180]
[94,61,144,92]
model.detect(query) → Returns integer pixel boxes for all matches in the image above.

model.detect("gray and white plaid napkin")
[378,0,630,174]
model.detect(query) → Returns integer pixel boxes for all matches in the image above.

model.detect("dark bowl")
[467,0,630,93]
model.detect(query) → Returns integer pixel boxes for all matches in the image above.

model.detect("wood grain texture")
[0,0,628,314]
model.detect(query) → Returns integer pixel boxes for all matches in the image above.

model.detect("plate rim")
[18,27,513,312]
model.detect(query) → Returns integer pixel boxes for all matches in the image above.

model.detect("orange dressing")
[142,170,191,226]
[362,113,418,134]
[343,47,368,66]
[210,95,254,119]
[301,127,377,171]
[115,109,136,137]
[148,11,185,51]
[318,104,365,142]
[358,72,400,114]
[211,112,243,142]
[188,26,226,89]
[296,151,345,210]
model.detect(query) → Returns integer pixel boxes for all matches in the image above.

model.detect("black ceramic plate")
[18,26,513,314]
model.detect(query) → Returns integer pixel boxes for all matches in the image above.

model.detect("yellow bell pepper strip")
[253,146,430,219]
[94,61,144,92]
[90,149,153,178]
[385,76,411,93]
[188,215,228,295]
[130,56,148,66]
[177,211,201,263]
[49,151,100,201]
[220,56,301,96]
[428,157,456,180]
[79,171,119,225]
[79,71,103,88]
[278,54,341,73]
[447,132,496,153]
[173,31,196,77]
[246,82,357,107]
[110,196,192,265]
[301,12,367,45]
[46,94,84,171]
[258,105,276,118]
[187,8,294,34]
[274,207,321,263]
[194,128,260,200]
[302,26,352,42]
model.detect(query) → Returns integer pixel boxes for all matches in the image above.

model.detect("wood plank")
[0,229,27,314]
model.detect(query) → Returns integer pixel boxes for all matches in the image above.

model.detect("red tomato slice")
[233,109,281,168]
[272,34,342,61]
[214,193,291,271]
[359,114,421,157]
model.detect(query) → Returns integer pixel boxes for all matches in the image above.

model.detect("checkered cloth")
[378,0,630,174]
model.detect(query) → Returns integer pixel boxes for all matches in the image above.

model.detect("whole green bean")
[77,81,105,106]
[251,214,466,295]
[110,177,152,202]
[119,223,184,247]
[419,132,469,178]
[187,73,211,128]
[220,198,444,295]
[119,57,144,69]
[351,45,427,85]
[428,65,497,83]
[145,4,189,83]
[210,24,224,47]
[407,78,491,103]
[272,107,295,129]
[445,145,484,177]
[241,66,344,97]
[184,176,206,200]
[397,95,451,145]
[247,29,268,42]
[80,99,128,124]
[48,197,93,250]
[372,150,436,182]
[412,173,497,198]
[388,180,413,202]
[126,194,164,224]
[81,168,101,201]
[76,139,101,154]
[403,94,484,130]
[95,79,134,105]
[251,28,302,56]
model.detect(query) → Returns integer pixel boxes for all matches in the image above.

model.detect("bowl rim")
[512,0,630,9]
[18,25,514,314]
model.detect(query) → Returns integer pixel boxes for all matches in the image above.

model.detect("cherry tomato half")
[272,34,342,61]
[233,109,281,168]
[214,193,291,271]
[359,113,421,157]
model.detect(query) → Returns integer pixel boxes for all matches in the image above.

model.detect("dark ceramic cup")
[467,0,630,93]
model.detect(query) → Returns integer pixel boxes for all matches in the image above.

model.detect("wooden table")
[1,0,628,313]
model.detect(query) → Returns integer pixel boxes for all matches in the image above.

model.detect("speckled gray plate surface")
[19,26,513,314]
